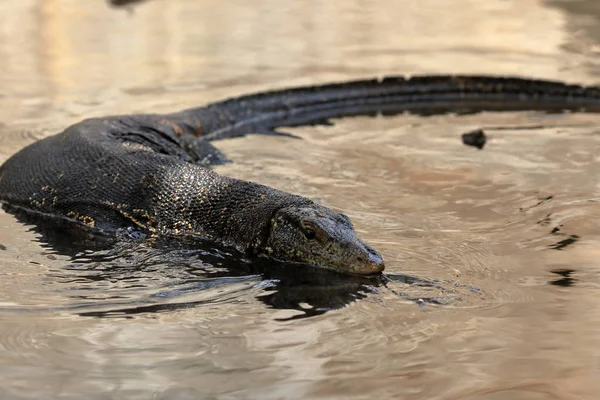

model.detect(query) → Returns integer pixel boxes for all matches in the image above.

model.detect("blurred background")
[2,0,600,132]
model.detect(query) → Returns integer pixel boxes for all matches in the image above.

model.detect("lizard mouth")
[350,245,385,275]
[321,238,385,275]
[310,246,385,275]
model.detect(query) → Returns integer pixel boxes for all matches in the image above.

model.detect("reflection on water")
[548,269,576,287]
[12,211,479,320]
[2,0,600,399]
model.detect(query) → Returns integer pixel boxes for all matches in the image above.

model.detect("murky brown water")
[1,0,600,398]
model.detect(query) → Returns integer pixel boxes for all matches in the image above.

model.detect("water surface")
[1,0,600,399]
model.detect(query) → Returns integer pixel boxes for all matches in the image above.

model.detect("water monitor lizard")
[1,75,600,275]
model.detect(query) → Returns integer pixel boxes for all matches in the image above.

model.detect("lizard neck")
[152,164,313,253]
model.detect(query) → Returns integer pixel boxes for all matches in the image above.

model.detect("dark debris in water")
[549,235,580,250]
[519,195,553,212]
[548,224,580,250]
[108,0,151,7]
[550,225,563,234]
[536,213,552,226]
[549,269,576,287]
[461,129,487,149]
[531,212,582,252]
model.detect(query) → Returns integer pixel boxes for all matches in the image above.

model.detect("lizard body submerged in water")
[1,75,600,275]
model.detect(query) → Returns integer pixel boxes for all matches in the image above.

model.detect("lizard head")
[263,205,385,275]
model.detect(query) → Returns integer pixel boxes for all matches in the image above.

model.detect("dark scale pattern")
[0,116,312,253]
[2,75,600,273]
[150,163,314,251]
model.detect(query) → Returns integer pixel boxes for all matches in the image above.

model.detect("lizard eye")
[303,228,316,240]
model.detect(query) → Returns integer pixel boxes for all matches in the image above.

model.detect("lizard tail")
[173,75,600,141]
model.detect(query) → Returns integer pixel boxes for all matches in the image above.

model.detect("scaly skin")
[2,75,600,274]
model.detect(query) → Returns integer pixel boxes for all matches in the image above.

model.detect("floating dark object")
[549,234,580,250]
[462,129,487,149]
[108,0,151,7]
[549,269,576,287]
